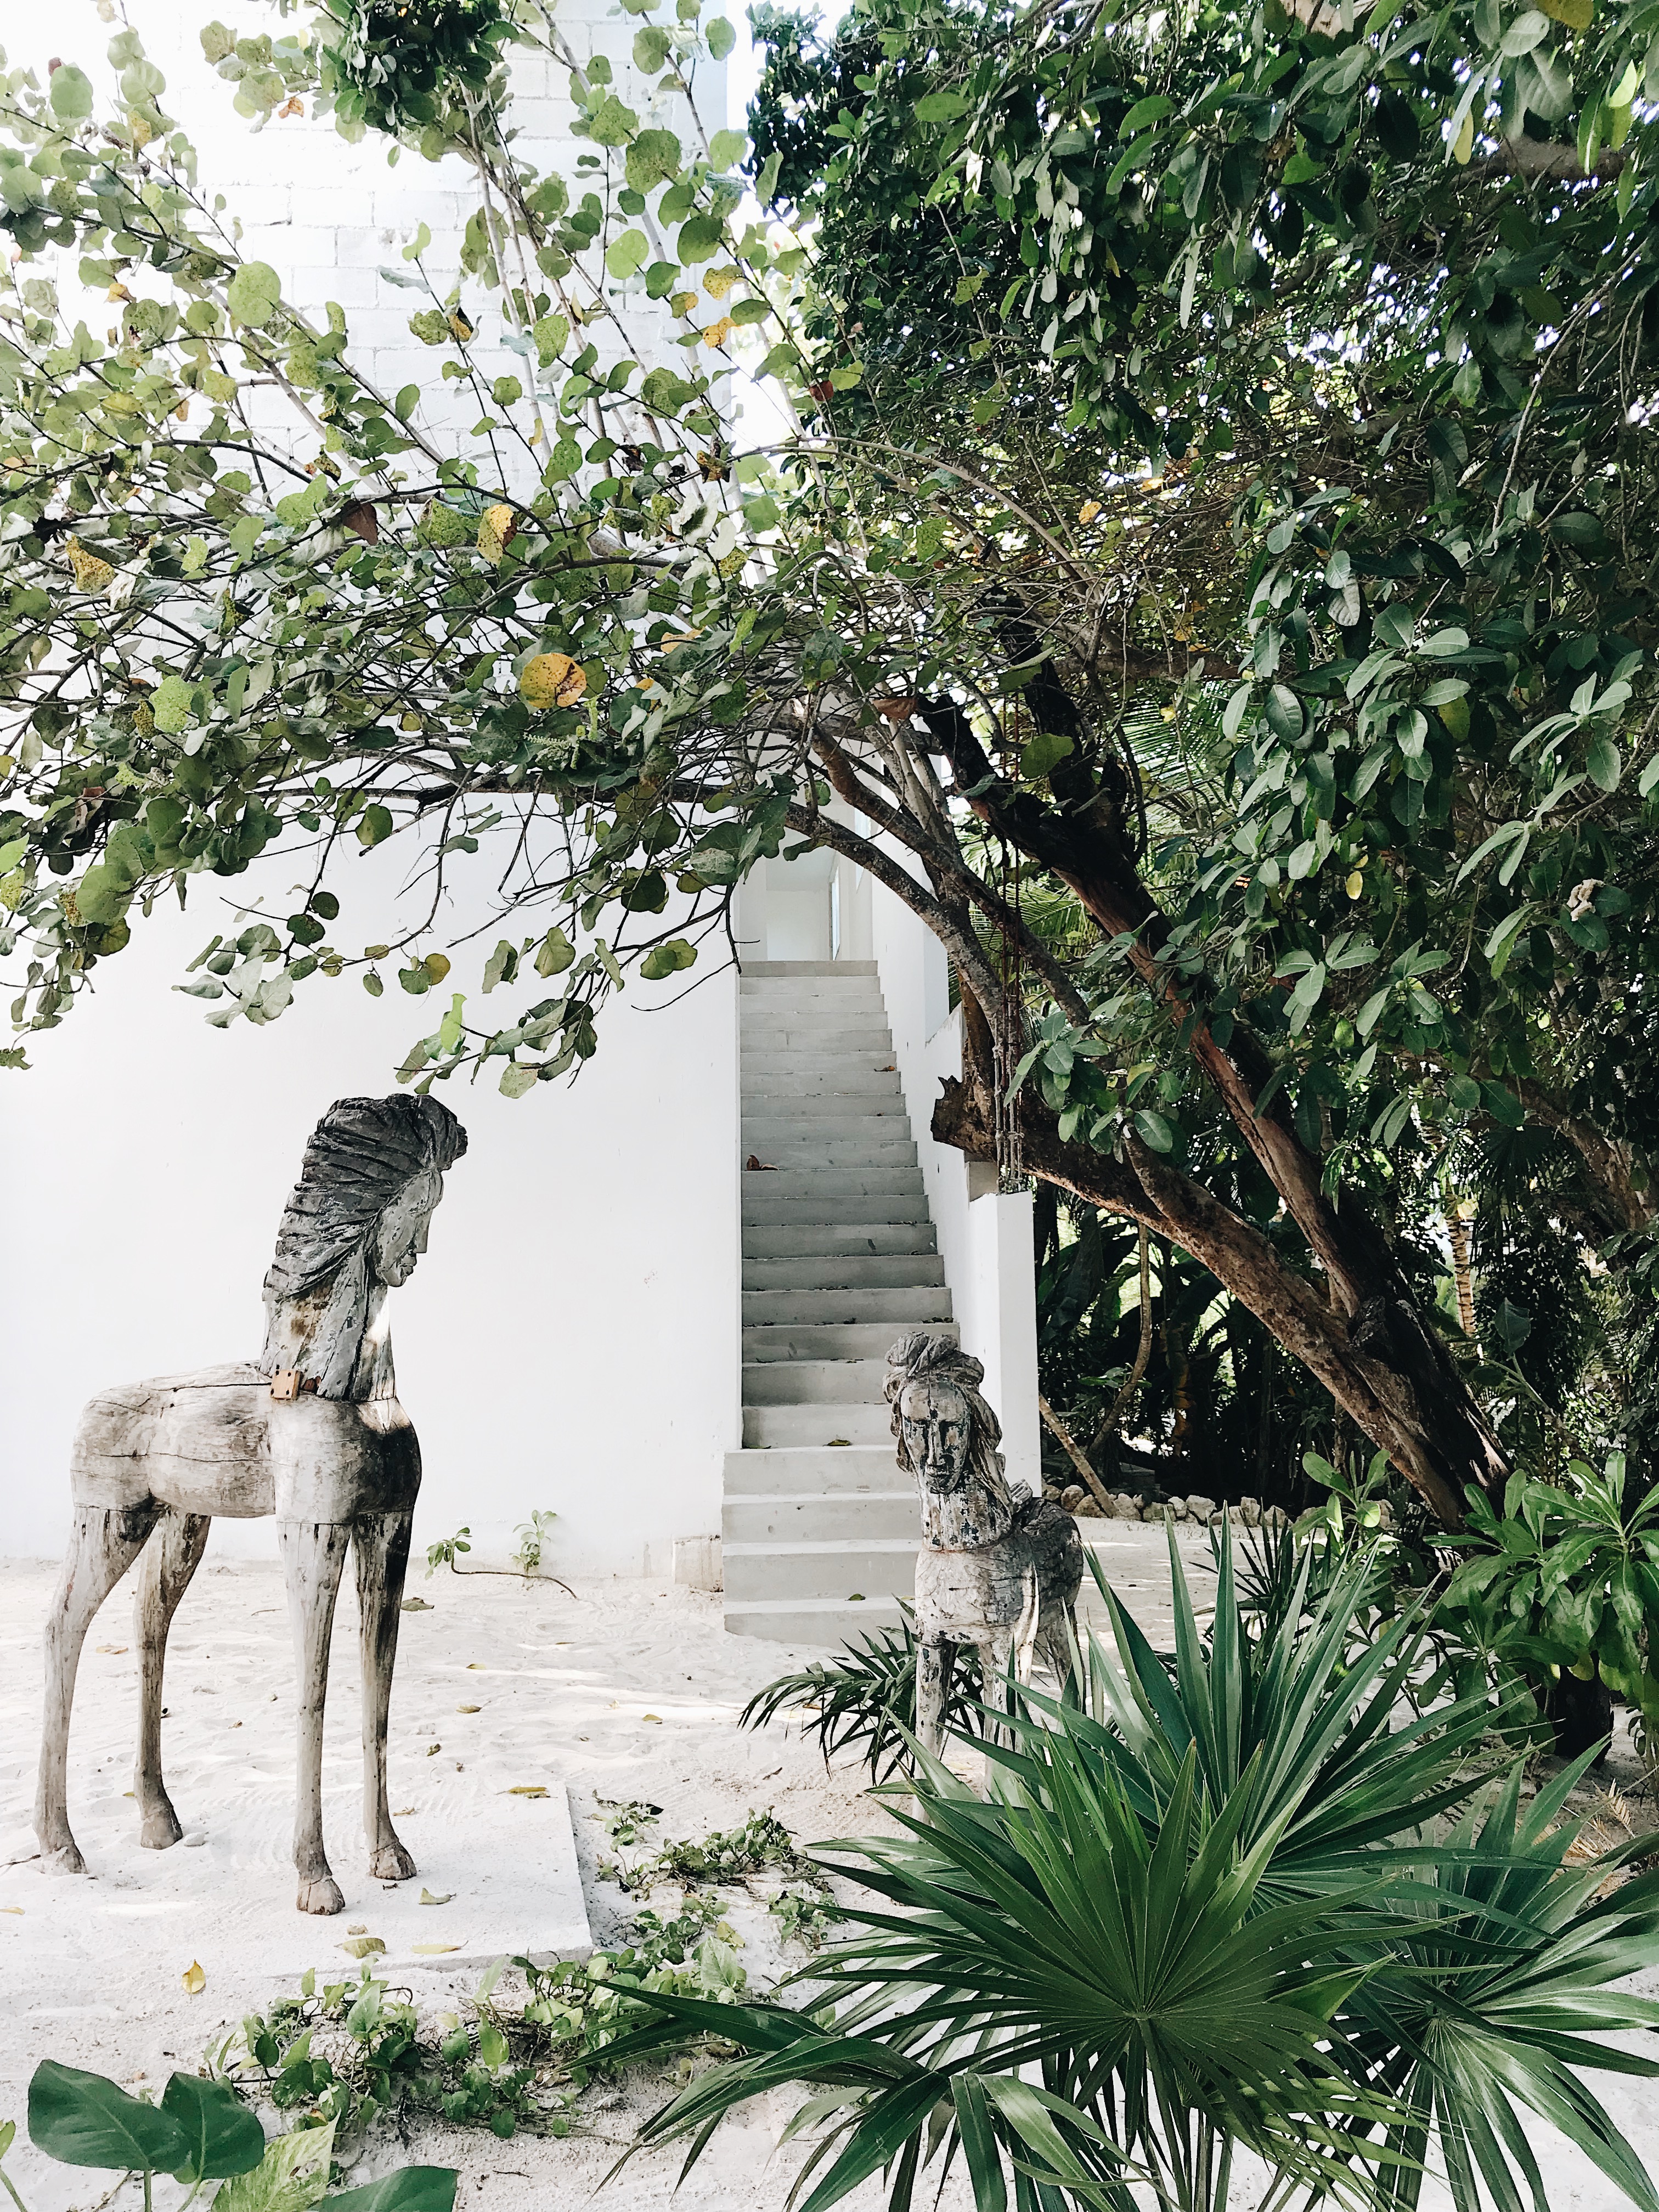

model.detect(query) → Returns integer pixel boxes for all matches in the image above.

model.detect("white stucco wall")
[870,888,1040,1492]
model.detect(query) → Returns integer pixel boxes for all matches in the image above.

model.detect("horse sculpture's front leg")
[134,1510,211,1849]
[279,1517,351,1915]
[353,1511,416,1881]
[916,1637,955,1758]
[37,1503,160,1872]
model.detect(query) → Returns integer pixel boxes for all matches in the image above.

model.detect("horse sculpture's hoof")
[39,1837,87,1876]
[139,1801,184,1850]
[297,1875,346,1915]
[369,1840,416,1881]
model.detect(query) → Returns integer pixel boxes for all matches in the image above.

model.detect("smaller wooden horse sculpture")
[35,1093,466,1914]
[886,1332,1082,1755]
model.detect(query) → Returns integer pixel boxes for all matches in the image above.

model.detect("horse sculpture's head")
[258,1094,467,1400]
[885,1332,1016,1547]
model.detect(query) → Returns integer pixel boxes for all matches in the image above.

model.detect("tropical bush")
[1435,1452,1659,1751]
[618,1534,1659,2212]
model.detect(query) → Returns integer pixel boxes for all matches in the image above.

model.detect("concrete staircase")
[723,961,949,1643]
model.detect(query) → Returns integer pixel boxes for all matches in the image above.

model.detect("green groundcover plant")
[0,2059,453,2212]
[608,1531,1659,2212]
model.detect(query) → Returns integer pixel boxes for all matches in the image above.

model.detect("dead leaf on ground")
[456,1704,481,1713]
[410,1942,462,1955]
[419,1888,453,1906]
[182,1961,206,1994]
[96,1644,127,1655]
[507,1785,549,1799]
[341,1936,385,1959]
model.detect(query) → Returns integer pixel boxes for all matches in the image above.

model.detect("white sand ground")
[2,1540,1656,2212]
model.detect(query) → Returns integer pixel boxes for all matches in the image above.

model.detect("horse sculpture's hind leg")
[353,1511,416,1882]
[279,1517,351,1915]
[916,1637,956,1758]
[36,1503,160,1873]
[133,1510,211,1848]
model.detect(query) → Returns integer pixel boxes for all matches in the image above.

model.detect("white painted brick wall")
[45,1,727,467]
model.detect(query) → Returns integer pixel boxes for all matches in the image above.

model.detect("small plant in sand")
[1,2060,453,2212]
[423,1513,573,1596]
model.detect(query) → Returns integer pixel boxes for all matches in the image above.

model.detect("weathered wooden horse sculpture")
[35,1093,467,1914]
[885,1332,1083,1755]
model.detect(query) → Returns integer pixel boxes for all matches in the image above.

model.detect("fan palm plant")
[740,1605,983,1782]
[605,1531,1659,2212]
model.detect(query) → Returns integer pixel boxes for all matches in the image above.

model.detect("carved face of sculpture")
[899,1377,973,1494]
[371,1164,443,1288]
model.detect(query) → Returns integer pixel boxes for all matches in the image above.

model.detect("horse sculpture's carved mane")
[257,1094,467,1402]
[884,1330,1019,1550]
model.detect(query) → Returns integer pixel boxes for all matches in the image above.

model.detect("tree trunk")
[933,1000,1504,1528]
[911,690,1509,1529]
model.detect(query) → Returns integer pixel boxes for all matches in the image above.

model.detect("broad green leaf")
[605,229,650,279]
[586,94,639,147]
[915,91,968,122]
[162,2076,265,2183]
[1586,735,1621,792]
[30,2062,189,2174]
[625,129,682,191]
[152,674,195,735]
[227,262,283,330]
[49,65,94,120]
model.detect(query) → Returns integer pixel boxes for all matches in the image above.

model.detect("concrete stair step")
[742,1051,900,1076]
[742,1141,918,1171]
[744,1319,956,1363]
[743,1402,891,1447]
[724,1445,897,1496]
[742,1286,953,1324]
[740,988,887,1012]
[742,1074,904,1102]
[723,1491,918,1544]
[743,1253,946,1289]
[743,1356,887,1406]
[744,1166,926,1198]
[743,1195,933,1227]
[742,961,878,977]
[723,1538,918,1604]
[743,1110,910,1136]
[724,1594,906,1644]
[743,1224,939,1259]
[743,1028,895,1053]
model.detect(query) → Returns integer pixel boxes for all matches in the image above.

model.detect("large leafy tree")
[3,0,1657,1526]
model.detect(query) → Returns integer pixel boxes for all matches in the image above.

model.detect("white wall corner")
[967,1191,1041,1496]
